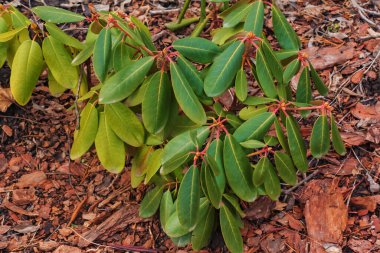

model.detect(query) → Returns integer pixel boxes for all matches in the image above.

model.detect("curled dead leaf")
[0,87,13,112]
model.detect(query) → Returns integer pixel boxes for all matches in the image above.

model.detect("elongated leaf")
[172,233,192,247]
[330,114,346,155]
[274,118,290,154]
[70,103,98,160]
[238,105,268,120]
[275,49,299,61]
[264,166,281,200]
[32,6,85,23]
[223,194,245,218]
[310,115,330,158]
[205,167,223,208]
[131,16,156,52]
[223,2,252,28]
[0,26,26,42]
[161,127,210,174]
[212,24,244,45]
[286,116,308,172]
[220,204,243,253]
[144,149,163,184]
[142,71,172,134]
[309,62,328,96]
[43,36,78,88]
[105,102,145,147]
[176,55,204,97]
[296,67,311,104]
[71,42,94,66]
[99,56,154,104]
[272,4,300,50]
[256,47,278,98]
[139,186,164,218]
[48,70,66,96]
[165,210,189,238]
[166,17,199,31]
[240,140,266,149]
[191,205,215,250]
[131,146,154,187]
[45,22,84,49]
[95,112,125,173]
[177,165,200,230]
[160,190,175,230]
[235,67,248,101]
[206,139,226,193]
[243,96,277,106]
[261,40,283,85]
[253,157,270,186]
[93,28,112,83]
[0,17,8,68]
[233,112,276,142]
[283,59,300,84]
[274,151,297,185]
[223,135,256,202]
[204,40,245,97]
[10,40,43,105]
[244,0,264,36]
[112,41,132,72]
[9,6,31,28]
[170,62,206,125]
[172,37,221,64]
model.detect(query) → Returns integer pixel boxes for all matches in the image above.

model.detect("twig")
[364,49,380,74]
[283,169,320,195]
[67,196,88,227]
[350,0,380,27]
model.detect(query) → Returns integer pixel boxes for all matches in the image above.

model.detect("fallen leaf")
[16,171,47,188]
[245,196,276,220]
[348,238,373,253]
[351,70,364,84]
[351,102,380,122]
[53,245,82,253]
[303,46,355,71]
[1,125,13,137]
[0,225,10,235]
[13,224,40,234]
[340,131,367,146]
[350,195,380,212]
[38,241,60,252]
[0,88,13,112]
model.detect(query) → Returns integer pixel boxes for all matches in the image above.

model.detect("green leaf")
[32,6,85,23]
[126,75,152,107]
[330,114,346,155]
[160,190,175,230]
[271,4,300,50]
[71,42,94,66]
[105,102,145,147]
[45,22,84,49]
[223,135,256,202]
[165,17,199,31]
[48,70,66,96]
[95,112,125,173]
[142,71,172,134]
[310,115,330,158]
[296,67,312,104]
[235,67,248,101]
[130,16,156,52]
[99,56,154,104]
[309,62,328,96]
[206,139,226,193]
[253,157,270,186]
[223,194,245,218]
[220,204,243,253]
[243,96,277,106]
[161,127,210,175]
[177,165,200,229]
[70,103,98,160]
[191,205,215,250]
[10,40,43,106]
[233,112,276,142]
[0,26,26,42]
[286,116,308,172]
[223,2,252,28]
[131,146,154,187]
[283,59,300,84]
[244,0,264,36]
[274,151,297,185]
[9,6,31,28]
[144,149,164,184]
[176,55,204,97]
[93,28,112,83]
[112,41,132,72]
[261,39,283,85]
[274,118,290,154]
[165,210,189,238]
[238,105,268,121]
[139,185,164,218]
[172,233,192,247]
[170,62,207,125]
[43,36,78,88]
[204,40,245,97]
[275,49,299,61]
[211,24,243,45]
[256,47,278,98]
[264,166,281,200]
[205,166,223,208]
[240,140,266,149]
[173,37,221,64]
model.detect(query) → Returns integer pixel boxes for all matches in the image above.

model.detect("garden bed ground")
[0,0,380,252]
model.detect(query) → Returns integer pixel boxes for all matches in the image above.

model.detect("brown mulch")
[1,0,380,252]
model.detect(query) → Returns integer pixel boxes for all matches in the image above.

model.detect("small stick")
[283,169,320,195]
[67,196,88,227]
